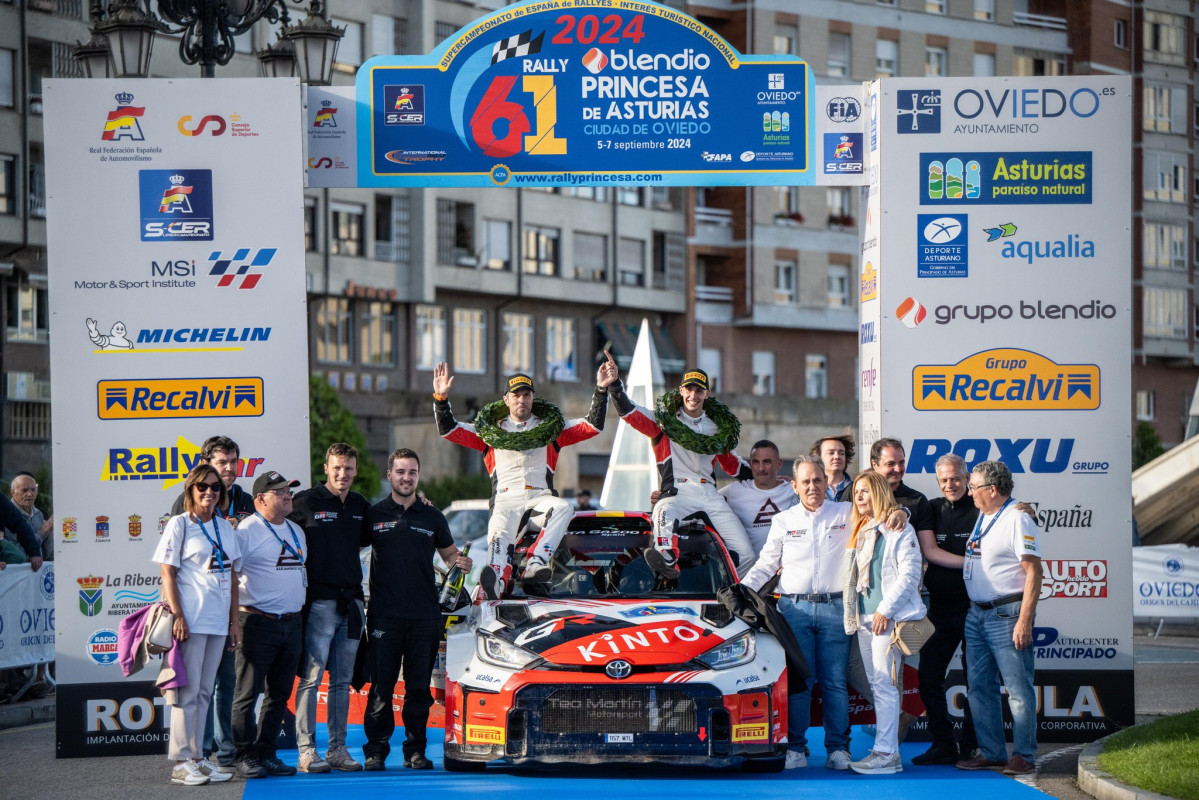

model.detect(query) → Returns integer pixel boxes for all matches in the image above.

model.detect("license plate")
[605,733,634,743]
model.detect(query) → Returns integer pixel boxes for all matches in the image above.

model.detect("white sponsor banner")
[43,78,310,757]
[0,563,56,668]
[1133,544,1199,618]
[305,85,357,187]
[869,77,1133,729]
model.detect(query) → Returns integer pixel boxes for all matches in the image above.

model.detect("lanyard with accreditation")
[196,516,231,591]
[256,511,308,588]
[963,497,1013,581]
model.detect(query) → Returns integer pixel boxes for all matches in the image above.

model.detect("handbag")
[146,603,176,655]
[890,615,936,657]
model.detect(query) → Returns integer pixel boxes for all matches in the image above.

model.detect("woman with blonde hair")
[842,470,925,775]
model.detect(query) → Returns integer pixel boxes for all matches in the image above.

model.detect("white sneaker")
[170,761,209,786]
[521,557,552,583]
[298,747,331,773]
[784,750,808,769]
[198,758,233,782]
[850,750,903,775]
[826,750,852,770]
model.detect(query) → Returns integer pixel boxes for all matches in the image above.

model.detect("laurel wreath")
[654,390,740,455]
[474,398,565,450]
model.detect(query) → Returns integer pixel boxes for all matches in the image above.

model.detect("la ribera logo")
[98,377,265,420]
[78,575,104,617]
[913,348,1100,411]
[138,169,214,241]
[921,151,1092,205]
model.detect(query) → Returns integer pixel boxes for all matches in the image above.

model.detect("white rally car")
[442,511,789,771]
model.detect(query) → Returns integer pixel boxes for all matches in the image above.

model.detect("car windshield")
[514,527,736,600]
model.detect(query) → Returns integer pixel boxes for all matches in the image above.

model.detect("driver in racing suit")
[433,355,618,598]
[608,368,756,577]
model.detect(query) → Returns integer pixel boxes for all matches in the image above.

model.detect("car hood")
[482,599,745,667]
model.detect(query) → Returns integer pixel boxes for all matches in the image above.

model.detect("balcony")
[696,285,733,324]
[1013,11,1066,31]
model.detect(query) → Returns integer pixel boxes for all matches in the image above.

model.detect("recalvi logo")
[913,348,1099,411]
[97,377,265,420]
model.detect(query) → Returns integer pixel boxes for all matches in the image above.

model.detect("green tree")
[1132,420,1166,470]
[308,375,381,498]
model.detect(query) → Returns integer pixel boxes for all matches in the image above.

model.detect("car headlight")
[476,633,540,669]
[695,630,756,670]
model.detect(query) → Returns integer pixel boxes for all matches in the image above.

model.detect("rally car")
[442,511,789,771]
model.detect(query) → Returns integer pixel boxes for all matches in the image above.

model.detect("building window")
[752,351,775,397]
[28,144,44,218]
[926,46,947,77]
[805,355,828,399]
[523,225,560,276]
[1144,12,1185,65]
[1013,52,1065,76]
[330,202,364,256]
[5,275,48,343]
[453,308,486,374]
[774,185,800,220]
[482,219,512,270]
[1114,19,1127,49]
[925,0,945,14]
[1144,152,1188,203]
[315,297,352,364]
[974,0,994,21]
[1144,222,1187,269]
[435,21,457,42]
[1136,390,1156,421]
[7,401,50,441]
[574,232,607,281]
[827,187,852,224]
[699,348,722,393]
[502,312,533,374]
[0,154,14,215]
[332,19,363,70]
[618,237,645,287]
[1143,85,1186,133]
[374,193,410,263]
[774,261,795,304]
[304,196,318,252]
[828,265,851,307]
[876,40,897,77]
[828,33,850,77]
[617,186,642,206]
[973,53,995,77]
[370,14,409,56]
[774,26,796,55]
[1143,287,1188,339]
[437,199,475,265]
[0,48,13,108]
[359,301,395,366]
[546,316,576,381]
[570,186,609,202]
[415,305,446,370]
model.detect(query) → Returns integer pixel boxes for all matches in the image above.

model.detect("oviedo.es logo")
[912,348,1099,411]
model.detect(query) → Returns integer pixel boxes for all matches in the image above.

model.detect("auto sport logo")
[921,151,1092,205]
[912,348,1100,411]
[917,214,968,277]
[826,96,861,123]
[896,89,940,133]
[823,133,863,174]
[313,100,338,127]
[895,297,927,329]
[384,85,425,125]
[1041,560,1108,599]
[98,377,265,420]
[208,248,277,289]
[101,92,145,141]
[138,169,214,241]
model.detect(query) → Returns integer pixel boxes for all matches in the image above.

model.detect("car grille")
[538,687,697,734]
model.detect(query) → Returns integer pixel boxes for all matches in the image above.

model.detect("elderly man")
[739,457,907,771]
[718,439,797,558]
[7,473,52,562]
[956,461,1042,776]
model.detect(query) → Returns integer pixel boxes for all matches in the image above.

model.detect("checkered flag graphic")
[491,30,545,64]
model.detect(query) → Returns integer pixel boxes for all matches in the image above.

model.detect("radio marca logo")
[913,348,1100,411]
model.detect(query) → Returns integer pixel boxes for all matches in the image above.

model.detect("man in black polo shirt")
[912,454,980,765]
[361,448,470,771]
[289,442,370,774]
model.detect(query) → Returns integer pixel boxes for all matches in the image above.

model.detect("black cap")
[680,368,709,391]
[252,471,300,496]
[505,373,535,393]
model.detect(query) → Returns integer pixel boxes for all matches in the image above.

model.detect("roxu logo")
[909,438,1076,474]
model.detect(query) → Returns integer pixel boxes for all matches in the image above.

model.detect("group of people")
[1,473,54,701]
[151,436,469,786]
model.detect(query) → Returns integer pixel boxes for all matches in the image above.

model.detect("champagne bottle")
[438,542,471,608]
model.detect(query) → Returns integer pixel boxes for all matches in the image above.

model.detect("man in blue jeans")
[738,457,906,770]
[957,460,1042,776]
[289,443,370,773]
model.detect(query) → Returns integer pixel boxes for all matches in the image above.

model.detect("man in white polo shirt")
[718,439,797,559]
[956,460,1042,777]
[231,471,306,780]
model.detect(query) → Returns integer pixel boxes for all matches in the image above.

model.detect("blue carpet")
[244,726,1044,800]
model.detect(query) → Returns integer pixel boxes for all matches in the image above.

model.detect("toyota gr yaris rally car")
[442,511,788,771]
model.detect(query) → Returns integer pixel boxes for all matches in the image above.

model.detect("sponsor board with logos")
[1132,544,1199,617]
[872,76,1132,738]
[45,78,311,757]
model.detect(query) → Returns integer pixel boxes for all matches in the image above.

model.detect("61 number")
[470,76,566,158]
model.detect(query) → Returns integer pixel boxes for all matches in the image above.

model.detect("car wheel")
[443,755,486,772]
[742,756,786,773]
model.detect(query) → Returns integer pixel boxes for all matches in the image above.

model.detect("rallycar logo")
[1041,560,1107,599]
[913,348,1099,411]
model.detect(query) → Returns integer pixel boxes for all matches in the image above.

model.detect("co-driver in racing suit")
[608,368,756,577]
[433,356,618,598]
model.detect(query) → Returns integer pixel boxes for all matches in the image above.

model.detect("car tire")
[443,755,487,773]
[742,756,786,773]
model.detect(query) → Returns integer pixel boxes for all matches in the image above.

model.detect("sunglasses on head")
[195,481,222,494]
